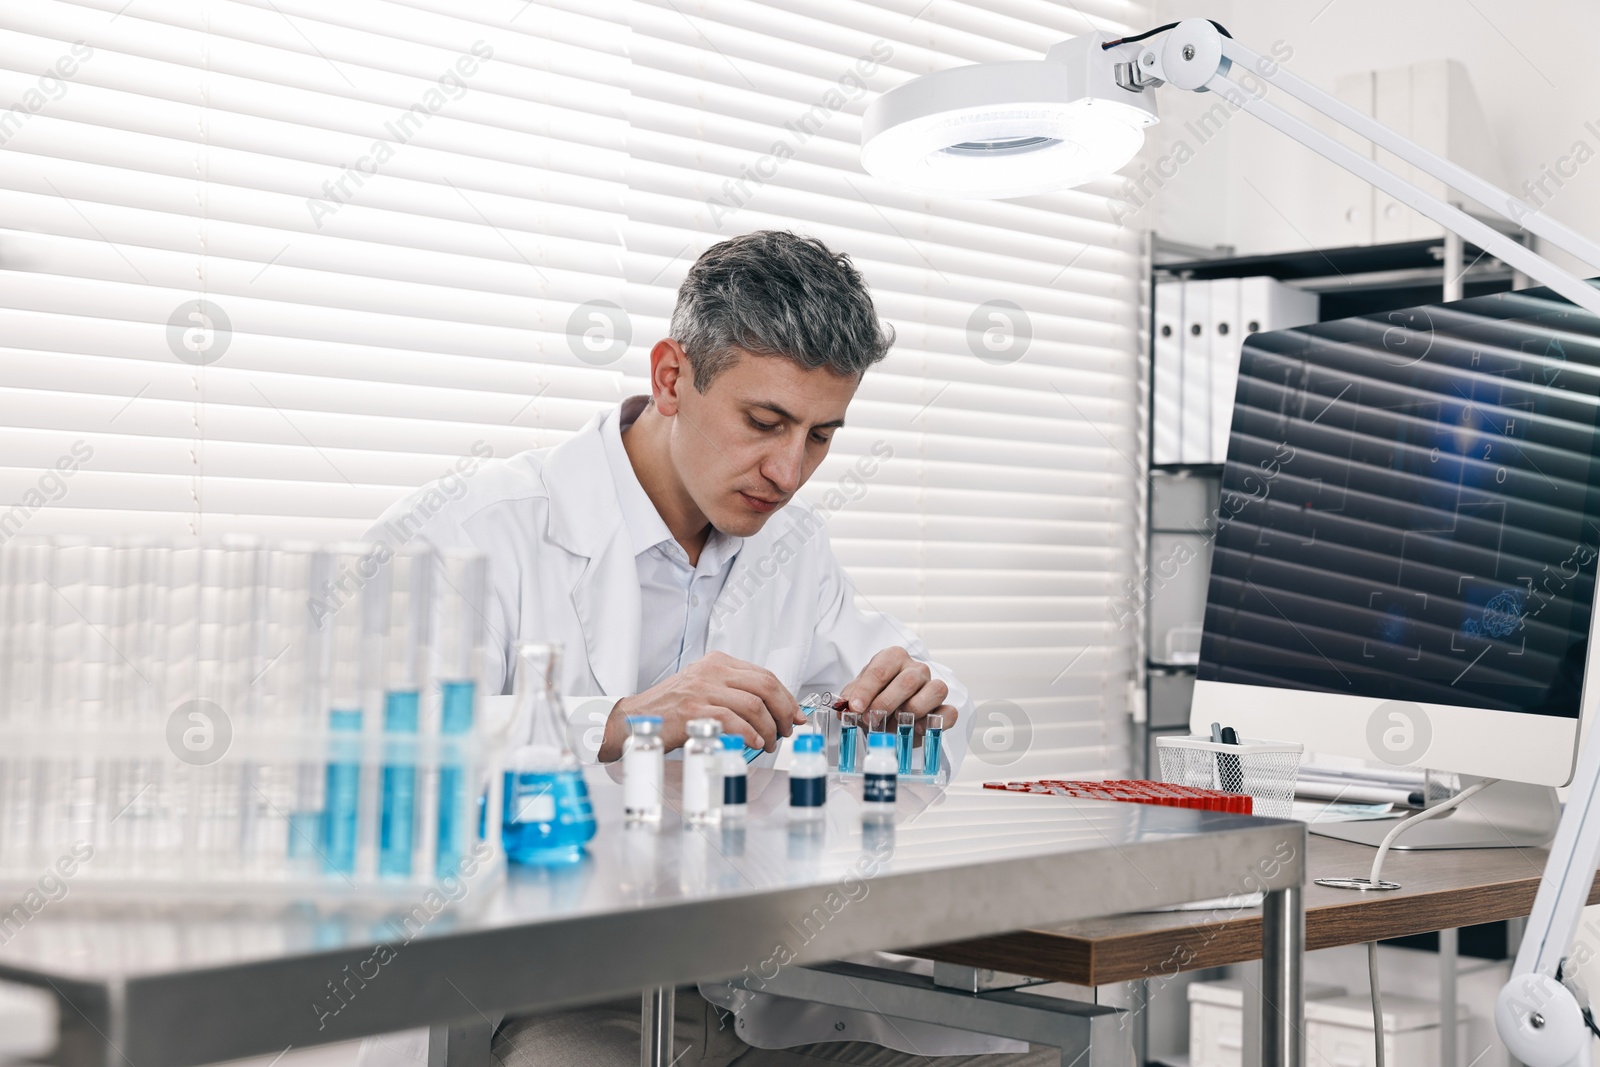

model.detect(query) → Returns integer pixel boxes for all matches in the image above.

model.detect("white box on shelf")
[1188,980,1344,1067]
[1188,980,1470,1067]
[1154,278,1184,465]
[1180,278,1212,464]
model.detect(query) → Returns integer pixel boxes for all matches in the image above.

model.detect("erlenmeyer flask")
[502,643,596,865]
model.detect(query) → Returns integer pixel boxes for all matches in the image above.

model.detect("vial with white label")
[863,732,897,816]
[623,715,664,823]
[720,734,748,821]
[682,718,723,825]
[789,733,827,820]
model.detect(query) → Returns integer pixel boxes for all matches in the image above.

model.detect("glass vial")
[682,718,723,826]
[501,643,596,865]
[863,732,897,816]
[623,715,664,823]
[789,733,827,820]
[720,734,748,821]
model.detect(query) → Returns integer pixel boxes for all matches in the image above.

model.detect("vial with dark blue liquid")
[789,734,827,819]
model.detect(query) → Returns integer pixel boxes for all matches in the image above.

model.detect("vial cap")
[687,718,722,738]
[868,732,895,749]
[720,734,746,751]
[627,715,663,735]
[794,734,824,753]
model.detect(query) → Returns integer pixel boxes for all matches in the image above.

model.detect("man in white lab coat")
[360,232,1052,1067]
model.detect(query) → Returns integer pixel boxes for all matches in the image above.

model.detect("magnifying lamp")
[861,18,1600,320]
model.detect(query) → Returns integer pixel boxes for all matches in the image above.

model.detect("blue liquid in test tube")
[322,708,362,875]
[922,711,945,777]
[896,712,914,776]
[838,711,860,773]
[436,679,475,879]
[379,689,419,877]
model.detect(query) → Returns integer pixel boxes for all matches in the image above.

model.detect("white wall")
[1135,0,1600,278]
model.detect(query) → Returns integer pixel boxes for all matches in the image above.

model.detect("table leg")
[1440,927,1458,1067]
[1261,885,1304,1067]
[426,1020,494,1067]
[640,986,675,1067]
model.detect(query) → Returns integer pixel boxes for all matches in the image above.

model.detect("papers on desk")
[1291,799,1398,824]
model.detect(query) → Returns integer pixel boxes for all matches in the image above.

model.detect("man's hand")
[597,651,805,762]
[838,646,958,737]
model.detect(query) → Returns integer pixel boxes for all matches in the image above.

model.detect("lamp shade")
[860,35,1157,199]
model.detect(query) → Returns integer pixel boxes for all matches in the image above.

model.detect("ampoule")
[863,732,897,818]
[720,734,748,821]
[623,716,664,823]
[923,712,945,776]
[682,718,722,826]
[896,711,914,776]
[789,734,827,820]
[838,710,860,773]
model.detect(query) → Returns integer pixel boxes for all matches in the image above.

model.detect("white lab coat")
[359,402,1017,1058]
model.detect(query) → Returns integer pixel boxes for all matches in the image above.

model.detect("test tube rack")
[0,535,508,909]
[0,728,506,907]
[983,778,1254,814]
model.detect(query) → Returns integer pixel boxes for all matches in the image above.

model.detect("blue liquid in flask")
[502,765,596,866]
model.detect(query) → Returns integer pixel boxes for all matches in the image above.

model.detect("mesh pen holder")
[1156,736,1303,820]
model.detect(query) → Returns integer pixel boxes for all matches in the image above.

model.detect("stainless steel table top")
[0,768,1305,1067]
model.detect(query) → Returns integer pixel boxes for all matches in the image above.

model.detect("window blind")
[0,0,1149,781]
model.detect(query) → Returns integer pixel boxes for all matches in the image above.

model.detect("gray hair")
[670,231,895,390]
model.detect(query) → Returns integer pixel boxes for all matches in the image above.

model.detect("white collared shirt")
[600,395,744,696]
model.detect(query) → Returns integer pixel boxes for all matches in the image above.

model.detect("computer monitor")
[1191,283,1600,795]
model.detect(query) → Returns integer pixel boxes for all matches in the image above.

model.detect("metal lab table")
[0,770,1307,1067]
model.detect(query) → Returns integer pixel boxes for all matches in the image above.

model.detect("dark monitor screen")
[1198,284,1600,718]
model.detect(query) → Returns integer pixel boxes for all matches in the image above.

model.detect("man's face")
[668,348,859,537]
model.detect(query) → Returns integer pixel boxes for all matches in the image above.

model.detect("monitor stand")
[1309,778,1560,849]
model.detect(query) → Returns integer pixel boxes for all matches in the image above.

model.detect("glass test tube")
[267,544,322,871]
[315,544,372,877]
[837,710,860,773]
[896,711,914,776]
[867,708,889,735]
[436,551,486,879]
[923,712,945,777]
[378,547,433,878]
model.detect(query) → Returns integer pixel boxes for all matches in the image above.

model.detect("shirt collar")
[601,396,743,566]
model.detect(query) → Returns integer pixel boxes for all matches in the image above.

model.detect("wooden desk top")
[917,833,1600,987]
